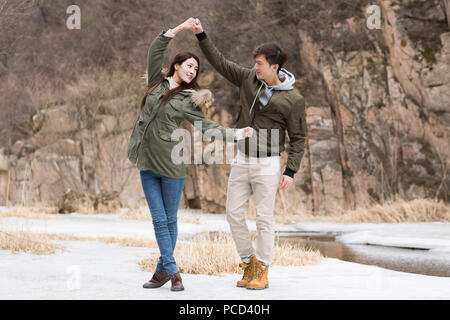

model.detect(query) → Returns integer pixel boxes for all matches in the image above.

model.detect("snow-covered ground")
[1,208,449,299]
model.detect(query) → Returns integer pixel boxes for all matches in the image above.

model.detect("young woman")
[127,18,253,292]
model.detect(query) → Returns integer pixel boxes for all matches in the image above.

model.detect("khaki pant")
[226,152,281,266]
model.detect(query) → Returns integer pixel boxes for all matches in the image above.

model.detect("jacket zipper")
[249,83,264,127]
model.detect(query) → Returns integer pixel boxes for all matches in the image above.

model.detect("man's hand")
[192,18,204,34]
[279,175,293,190]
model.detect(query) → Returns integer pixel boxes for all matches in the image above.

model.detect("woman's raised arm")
[146,18,197,85]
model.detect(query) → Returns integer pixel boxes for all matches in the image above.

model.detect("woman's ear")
[174,63,180,71]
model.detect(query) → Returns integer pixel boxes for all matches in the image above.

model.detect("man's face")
[253,54,278,82]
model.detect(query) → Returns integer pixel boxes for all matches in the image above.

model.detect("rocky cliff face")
[291,0,450,214]
[0,0,448,214]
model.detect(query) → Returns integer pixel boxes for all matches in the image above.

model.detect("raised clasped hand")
[192,18,203,34]
[179,17,196,31]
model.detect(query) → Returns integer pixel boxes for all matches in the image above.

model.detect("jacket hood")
[269,68,295,91]
[190,89,213,107]
[250,68,296,114]
[182,89,214,113]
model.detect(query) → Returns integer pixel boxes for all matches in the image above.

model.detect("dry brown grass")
[118,206,151,221]
[178,213,201,224]
[0,230,63,255]
[333,198,449,223]
[272,239,324,266]
[34,233,158,249]
[3,197,447,225]
[0,205,201,225]
[0,230,158,255]
[98,237,157,248]
[61,193,121,215]
[138,232,323,275]
[248,198,450,224]
[119,207,200,224]
[2,229,322,275]
[0,205,61,220]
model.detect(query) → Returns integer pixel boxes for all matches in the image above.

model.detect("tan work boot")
[246,259,269,290]
[236,256,257,287]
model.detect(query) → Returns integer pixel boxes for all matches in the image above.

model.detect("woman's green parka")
[127,31,236,178]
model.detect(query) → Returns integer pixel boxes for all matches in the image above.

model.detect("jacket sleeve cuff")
[283,168,296,178]
[195,32,207,41]
[163,29,176,38]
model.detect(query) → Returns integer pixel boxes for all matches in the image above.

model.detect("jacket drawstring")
[248,82,264,117]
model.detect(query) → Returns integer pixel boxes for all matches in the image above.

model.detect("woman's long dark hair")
[139,51,200,110]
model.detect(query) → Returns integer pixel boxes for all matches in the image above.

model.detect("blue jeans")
[140,170,185,275]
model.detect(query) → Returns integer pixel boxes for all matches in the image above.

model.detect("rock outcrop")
[0,0,448,214]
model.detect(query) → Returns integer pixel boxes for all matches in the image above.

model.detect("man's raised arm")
[192,19,252,87]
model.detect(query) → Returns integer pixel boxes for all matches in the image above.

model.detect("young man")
[192,20,307,290]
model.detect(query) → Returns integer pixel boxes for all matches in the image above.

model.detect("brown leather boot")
[246,259,269,290]
[236,256,257,287]
[170,272,184,291]
[143,270,170,289]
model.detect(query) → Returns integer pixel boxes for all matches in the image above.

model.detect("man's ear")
[271,63,279,73]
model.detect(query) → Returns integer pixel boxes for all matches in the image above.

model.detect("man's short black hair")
[252,43,287,72]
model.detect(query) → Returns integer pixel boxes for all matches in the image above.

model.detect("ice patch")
[336,231,371,244]
[337,231,450,251]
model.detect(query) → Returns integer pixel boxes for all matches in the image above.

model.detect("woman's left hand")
[234,127,254,140]
[171,18,196,35]
[242,126,254,138]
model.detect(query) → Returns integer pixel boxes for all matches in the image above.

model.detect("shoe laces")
[254,263,264,279]
[239,262,253,279]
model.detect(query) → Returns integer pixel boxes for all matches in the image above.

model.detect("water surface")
[277,232,450,277]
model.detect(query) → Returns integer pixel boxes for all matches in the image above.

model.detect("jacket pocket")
[127,140,141,164]
[157,121,178,142]
[255,156,280,175]
[127,115,146,163]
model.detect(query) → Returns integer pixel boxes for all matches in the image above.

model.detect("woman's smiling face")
[174,58,198,84]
